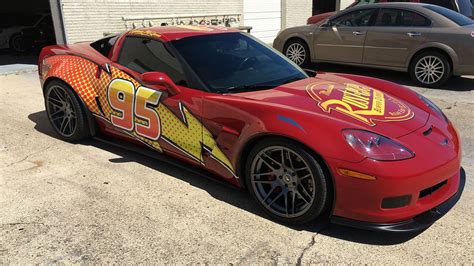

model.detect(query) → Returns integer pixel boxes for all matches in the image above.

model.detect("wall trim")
[49,0,67,44]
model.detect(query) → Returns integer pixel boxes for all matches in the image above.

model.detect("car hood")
[235,75,429,139]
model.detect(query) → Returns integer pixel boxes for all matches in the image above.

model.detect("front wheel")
[44,80,91,142]
[245,138,329,224]
[284,39,310,67]
[409,51,451,88]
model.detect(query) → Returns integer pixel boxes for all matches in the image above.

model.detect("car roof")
[349,2,436,11]
[125,25,240,42]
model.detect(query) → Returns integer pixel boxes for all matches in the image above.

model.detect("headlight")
[418,94,449,123]
[342,129,414,161]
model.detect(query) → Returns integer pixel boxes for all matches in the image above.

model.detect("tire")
[245,138,329,224]
[9,33,28,53]
[283,39,310,67]
[409,51,451,88]
[44,80,91,142]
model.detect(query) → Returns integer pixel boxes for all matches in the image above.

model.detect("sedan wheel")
[246,139,329,224]
[284,40,310,67]
[410,52,451,88]
[45,80,91,141]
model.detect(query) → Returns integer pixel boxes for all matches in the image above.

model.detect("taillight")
[342,129,414,161]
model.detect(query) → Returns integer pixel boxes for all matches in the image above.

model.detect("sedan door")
[313,8,377,64]
[363,8,432,68]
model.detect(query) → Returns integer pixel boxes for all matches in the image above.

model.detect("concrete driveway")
[0,68,473,264]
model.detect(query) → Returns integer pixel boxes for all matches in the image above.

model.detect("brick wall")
[282,0,312,28]
[61,0,243,43]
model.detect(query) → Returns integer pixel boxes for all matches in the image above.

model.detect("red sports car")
[38,26,464,232]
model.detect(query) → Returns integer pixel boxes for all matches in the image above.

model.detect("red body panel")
[38,26,462,224]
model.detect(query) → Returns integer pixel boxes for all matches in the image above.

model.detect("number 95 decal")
[107,79,162,140]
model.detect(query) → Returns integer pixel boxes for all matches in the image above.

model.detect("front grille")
[419,180,448,199]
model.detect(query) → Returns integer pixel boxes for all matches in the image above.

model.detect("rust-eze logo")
[306,81,414,126]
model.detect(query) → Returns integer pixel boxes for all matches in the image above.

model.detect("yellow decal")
[175,25,214,31]
[306,81,414,126]
[158,103,233,173]
[128,29,162,39]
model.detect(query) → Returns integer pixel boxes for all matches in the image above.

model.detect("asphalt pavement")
[0,67,473,264]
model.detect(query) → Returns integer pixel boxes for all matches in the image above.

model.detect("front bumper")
[330,168,465,232]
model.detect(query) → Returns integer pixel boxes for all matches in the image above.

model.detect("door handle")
[407,32,422,37]
[352,31,365,36]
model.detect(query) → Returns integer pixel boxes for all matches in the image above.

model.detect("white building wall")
[339,0,353,10]
[61,0,243,43]
[244,0,281,44]
[282,0,312,28]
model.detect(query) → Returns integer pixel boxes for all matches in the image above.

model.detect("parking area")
[0,68,473,263]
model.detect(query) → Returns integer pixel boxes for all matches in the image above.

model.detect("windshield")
[171,32,308,93]
[425,5,474,25]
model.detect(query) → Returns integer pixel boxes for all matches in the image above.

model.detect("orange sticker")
[306,81,414,126]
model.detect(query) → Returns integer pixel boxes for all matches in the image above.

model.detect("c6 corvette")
[38,26,464,232]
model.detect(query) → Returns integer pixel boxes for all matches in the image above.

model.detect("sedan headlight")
[418,94,449,123]
[342,129,414,161]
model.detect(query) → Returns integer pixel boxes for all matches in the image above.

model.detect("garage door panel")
[244,0,281,43]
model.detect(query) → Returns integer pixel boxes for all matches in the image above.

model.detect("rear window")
[375,8,431,27]
[421,0,458,11]
[90,35,118,58]
[424,5,474,25]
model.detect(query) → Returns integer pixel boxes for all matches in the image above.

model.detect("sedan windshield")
[171,32,308,93]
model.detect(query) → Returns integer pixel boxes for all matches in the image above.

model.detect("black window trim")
[372,7,433,28]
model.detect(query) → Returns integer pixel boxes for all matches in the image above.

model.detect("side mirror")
[141,72,180,95]
[303,68,317,77]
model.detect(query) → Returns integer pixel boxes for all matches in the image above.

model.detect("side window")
[332,9,376,27]
[117,37,187,86]
[375,9,431,26]
[420,0,458,11]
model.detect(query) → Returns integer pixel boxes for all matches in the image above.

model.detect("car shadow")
[309,63,474,92]
[28,110,424,245]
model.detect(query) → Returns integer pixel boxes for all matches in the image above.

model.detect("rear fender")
[40,54,103,115]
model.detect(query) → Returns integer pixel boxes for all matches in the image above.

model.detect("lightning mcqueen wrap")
[38,26,465,232]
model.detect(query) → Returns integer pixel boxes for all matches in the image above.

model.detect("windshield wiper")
[278,76,305,85]
[218,76,307,94]
[225,84,273,93]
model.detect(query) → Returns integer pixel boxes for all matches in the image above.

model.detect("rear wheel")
[409,51,451,88]
[10,33,28,53]
[284,39,310,67]
[245,138,329,224]
[44,80,91,142]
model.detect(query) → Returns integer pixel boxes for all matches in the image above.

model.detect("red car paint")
[38,26,462,225]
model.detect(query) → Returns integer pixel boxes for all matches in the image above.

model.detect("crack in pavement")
[5,145,55,167]
[296,234,317,265]
[0,222,45,226]
[296,223,330,265]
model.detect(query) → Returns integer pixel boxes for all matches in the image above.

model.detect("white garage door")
[243,0,282,44]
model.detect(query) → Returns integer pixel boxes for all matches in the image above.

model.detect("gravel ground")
[0,68,473,264]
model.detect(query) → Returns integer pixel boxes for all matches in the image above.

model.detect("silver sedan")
[274,3,474,87]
